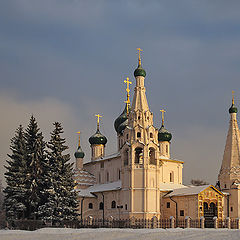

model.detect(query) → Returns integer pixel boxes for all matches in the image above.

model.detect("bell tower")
[120,49,161,219]
[218,92,240,218]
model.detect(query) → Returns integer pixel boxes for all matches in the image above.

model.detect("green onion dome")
[114,104,128,133]
[89,129,107,145]
[74,146,85,159]
[117,118,128,134]
[134,64,146,78]
[158,125,172,142]
[229,103,238,114]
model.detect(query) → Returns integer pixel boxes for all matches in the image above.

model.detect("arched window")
[89,203,93,209]
[137,132,141,138]
[124,149,129,166]
[111,201,116,209]
[166,145,168,154]
[126,134,129,140]
[135,147,143,164]
[170,171,174,182]
[99,202,104,210]
[149,148,156,165]
[150,133,153,138]
[106,171,109,182]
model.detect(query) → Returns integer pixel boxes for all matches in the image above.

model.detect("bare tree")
[191,179,209,186]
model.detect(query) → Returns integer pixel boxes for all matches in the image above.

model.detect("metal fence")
[1,217,240,230]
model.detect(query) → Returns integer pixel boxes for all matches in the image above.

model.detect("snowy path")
[0,228,240,240]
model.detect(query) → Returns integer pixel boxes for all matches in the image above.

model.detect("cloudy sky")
[1,0,240,185]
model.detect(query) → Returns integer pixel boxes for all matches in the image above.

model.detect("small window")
[137,132,141,138]
[111,201,116,209]
[126,134,129,139]
[99,173,101,183]
[138,116,140,120]
[180,210,184,216]
[167,202,170,208]
[125,204,127,210]
[224,184,227,188]
[124,149,129,166]
[106,172,109,182]
[100,162,104,169]
[150,133,153,138]
[99,202,104,210]
[170,172,174,182]
[89,203,93,209]
[166,145,168,154]
[231,207,233,212]
[118,169,121,180]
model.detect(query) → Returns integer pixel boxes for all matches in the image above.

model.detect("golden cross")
[232,90,235,104]
[124,77,132,94]
[124,77,132,116]
[124,98,131,116]
[160,109,166,126]
[76,131,81,147]
[137,48,143,65]
[95,114,102,129]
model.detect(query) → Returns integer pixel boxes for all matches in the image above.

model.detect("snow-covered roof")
[88,180,121,193]
[76,189,96,198]
[77,181,121,198]
[159,183,187,191]
[159,156,184,163]
[164,185,220,197]
[84,152,121,164]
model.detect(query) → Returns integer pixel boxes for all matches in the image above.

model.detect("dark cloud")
[1,1,240,185]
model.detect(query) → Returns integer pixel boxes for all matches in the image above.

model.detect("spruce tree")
[38,122,78,224]
[24,116,47,219]
[4,125,28,220]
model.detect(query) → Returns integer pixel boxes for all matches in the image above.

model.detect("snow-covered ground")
[0,227,240,240]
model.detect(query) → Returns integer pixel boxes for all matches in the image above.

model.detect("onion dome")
[114,104,130,133]
[134,64,146,78]
[89,129,107,145]
[74,146,85,159]
[229,91,238,113]
[158,125,172,142]
[229,103,238,114]
[118,118,128,134]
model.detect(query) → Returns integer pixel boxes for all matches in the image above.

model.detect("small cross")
[232,90,235,104]
[160,109,166,126]
[137,48,143,59]
[76,131,81,147]
[95,114,102,125]
[137,48,143,65]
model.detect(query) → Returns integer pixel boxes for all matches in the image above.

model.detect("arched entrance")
[204,202,217,228]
